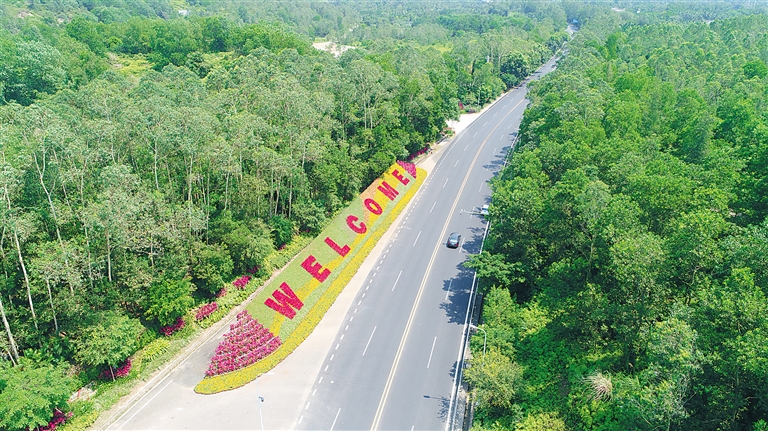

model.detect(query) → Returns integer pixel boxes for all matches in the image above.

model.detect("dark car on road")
[447,232,461,248]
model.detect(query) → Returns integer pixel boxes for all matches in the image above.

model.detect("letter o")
[364,198,383,215]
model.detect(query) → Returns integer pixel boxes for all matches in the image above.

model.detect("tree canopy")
[471,10,768,430]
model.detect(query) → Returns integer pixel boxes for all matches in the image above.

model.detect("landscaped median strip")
[195,161,426,394]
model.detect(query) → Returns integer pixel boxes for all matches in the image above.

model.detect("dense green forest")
[0,1,566,429]
[467,9,768,431]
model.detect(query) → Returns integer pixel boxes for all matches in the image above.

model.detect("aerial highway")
[102,54,559,431]
[297,54,560,431]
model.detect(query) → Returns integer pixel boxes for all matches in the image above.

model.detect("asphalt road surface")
[297,54,560,431]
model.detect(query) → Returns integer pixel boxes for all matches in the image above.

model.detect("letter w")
[264,282,304,319]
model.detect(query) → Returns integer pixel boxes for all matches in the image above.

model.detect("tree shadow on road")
[439,224,486,325]
[438,265,474,325]
[423,391,451,423]
[481,143,511,172]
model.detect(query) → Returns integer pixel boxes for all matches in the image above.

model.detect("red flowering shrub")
[31,409,72,431]
[160,317,185,336]
[397,160,418,178]
[216,288,227,298]
[232,275,251,289]
[196,302,218,321]
[99,358,132,380]
[246,265,261,274]
[205,310,281,377]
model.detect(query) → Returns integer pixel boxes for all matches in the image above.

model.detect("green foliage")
[515,412,566,431]
[212,212,274,275]
[0,0,572,424]
[145,277,194,326]
[141,338,169,363]
[473,10,768,431]
[58,409,99,431]
[190,242,233,296]
[465,347,524,411]
[0,359,73,431]
[743,60,768,79]
[73,312,143,371]
[466,251,525,294]
[270,215,296,249]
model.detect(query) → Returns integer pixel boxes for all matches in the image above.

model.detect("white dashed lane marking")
[362,326,377,356]
[392,270,403,291]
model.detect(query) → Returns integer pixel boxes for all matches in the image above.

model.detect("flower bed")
[196,302,218,321]
[205,311,281,377]
[99,358,132,381]
[160,317,185,336]
[195,161,426,394]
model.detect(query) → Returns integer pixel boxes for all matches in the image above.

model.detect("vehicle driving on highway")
[447,232,461,248]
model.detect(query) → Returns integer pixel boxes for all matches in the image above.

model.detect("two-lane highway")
[298,54,560,431]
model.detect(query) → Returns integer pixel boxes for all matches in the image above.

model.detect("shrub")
[33,409,73,431]
[141,338,170,362]
[232,275,251,289]
[160,317,185,337]
[99,359,132,381]
[56,410,98,431]
[196,302,218,321]
[145,277,194,326]
[269,215,296,248]
[74,311,143,375]
[0,359,73,431]
[191,242,234,295]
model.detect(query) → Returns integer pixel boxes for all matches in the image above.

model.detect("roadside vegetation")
[468,6,768,431]
[0,1,565,430]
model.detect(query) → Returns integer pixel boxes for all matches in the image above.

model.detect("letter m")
[264,282,304,319]
[377,181,399,201]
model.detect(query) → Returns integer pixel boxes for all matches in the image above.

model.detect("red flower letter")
[377,180,399,201]
[391,169,410,185]
[347,215,367,234]
[264,282,304,319]
[364,198,383,215]
[325,237,350,257]
[301,255,331,282]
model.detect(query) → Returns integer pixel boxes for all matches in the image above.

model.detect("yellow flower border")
[195,166,426,394]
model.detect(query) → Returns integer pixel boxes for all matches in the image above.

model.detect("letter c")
[346,215,367,234]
